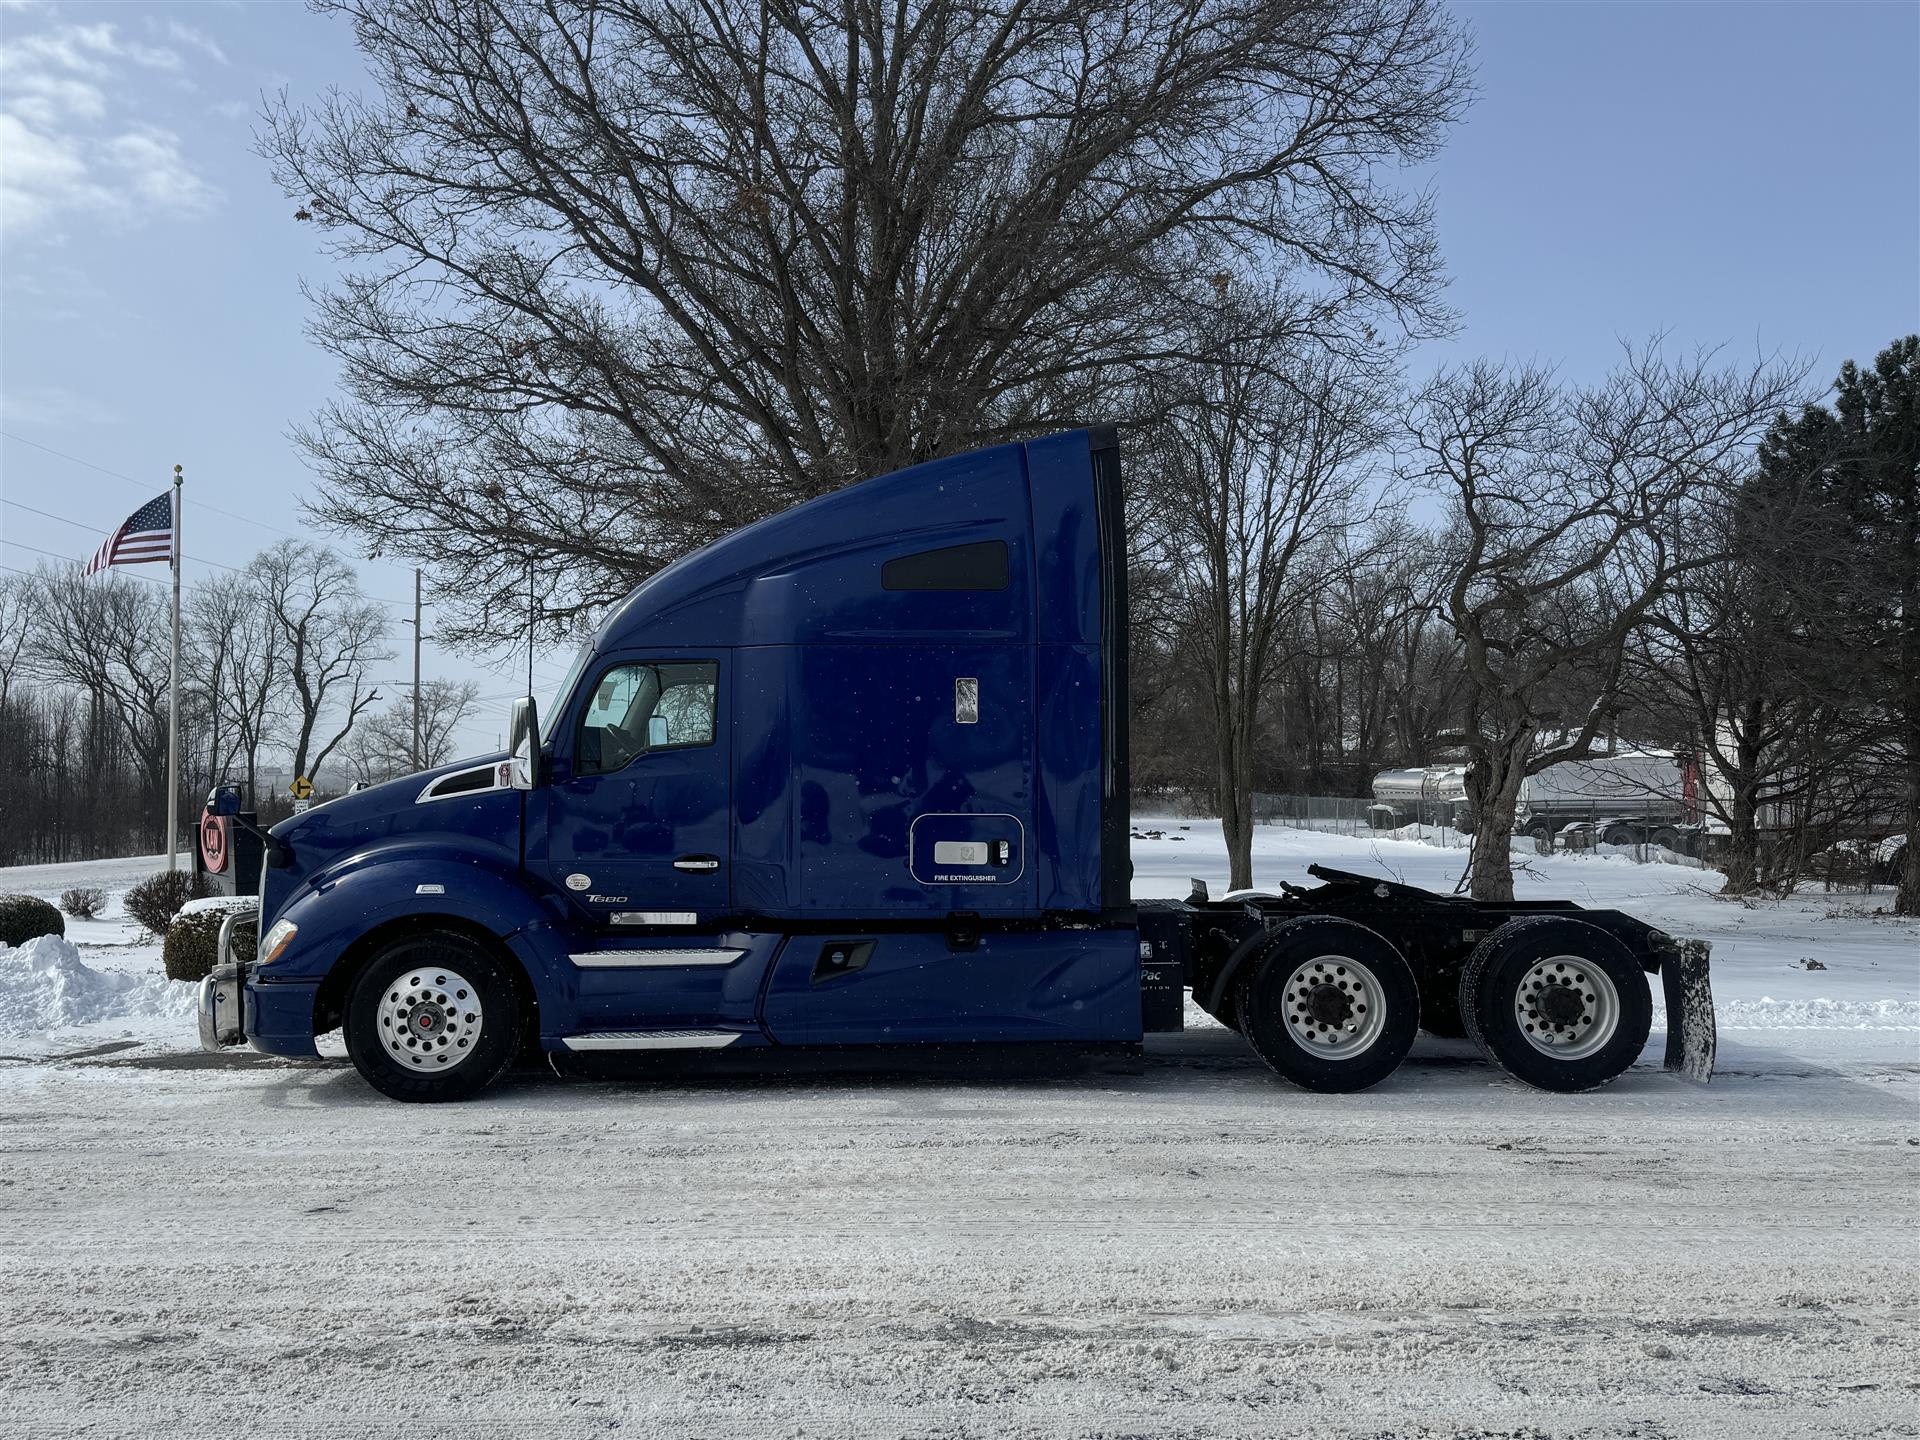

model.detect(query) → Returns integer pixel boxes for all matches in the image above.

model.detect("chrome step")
[561,1030,744,1052]
[568,947,745,969]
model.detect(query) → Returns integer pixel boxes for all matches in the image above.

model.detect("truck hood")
[269,752,509,848]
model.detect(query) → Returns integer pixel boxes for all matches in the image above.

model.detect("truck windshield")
[542,642,592,743]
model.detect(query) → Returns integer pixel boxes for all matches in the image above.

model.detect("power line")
[1,429,307,541]
[0,524,413,608]
[0,432,414,607]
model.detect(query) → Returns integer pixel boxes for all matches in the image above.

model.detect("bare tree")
[224,593,289,806]
[0,573,35,708]
[1136,309,1392,889]
[342,679,483,784]
[248,541,391,783]
[29,566,174,802]
[186,574,250,795]
[1307,519,1464,786]
[264,0,1471,646]
[1406,345,1806,901]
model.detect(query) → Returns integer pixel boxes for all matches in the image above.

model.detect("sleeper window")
[576,661,717,776]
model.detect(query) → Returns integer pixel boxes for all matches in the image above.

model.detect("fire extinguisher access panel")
[909,812,1025,887]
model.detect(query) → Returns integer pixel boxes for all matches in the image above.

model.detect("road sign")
[292,798,312,814]
[198,812,229,874]
[290,776,314,800]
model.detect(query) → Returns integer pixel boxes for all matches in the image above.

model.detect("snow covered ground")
[0,826,1914,1438]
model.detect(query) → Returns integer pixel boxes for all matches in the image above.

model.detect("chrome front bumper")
[197,908,259,1052]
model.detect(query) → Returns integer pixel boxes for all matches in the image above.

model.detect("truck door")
[544,654,730,919]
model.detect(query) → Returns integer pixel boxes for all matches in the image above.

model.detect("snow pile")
[1720,995,1920,1031]
[0,935,196,1038]
[178,896,259,919]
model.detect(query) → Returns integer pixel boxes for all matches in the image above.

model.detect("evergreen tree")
[1758,337,1919,912]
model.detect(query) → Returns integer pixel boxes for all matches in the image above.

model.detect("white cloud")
[103,125,219,216]
[0,111,106,232]
[0,383,121,429]
[0,17,221,239]
[164,20,228,67]
[4,69,106,127]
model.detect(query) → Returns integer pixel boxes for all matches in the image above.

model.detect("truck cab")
[205,429,1148,1099]
[200,429,1714,1102]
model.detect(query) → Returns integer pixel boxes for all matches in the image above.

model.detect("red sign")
[199,812,230,874]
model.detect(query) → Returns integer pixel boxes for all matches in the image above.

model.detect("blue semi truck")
[198,428,1715,1102]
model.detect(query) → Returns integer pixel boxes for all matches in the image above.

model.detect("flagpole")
[166,464,183,872]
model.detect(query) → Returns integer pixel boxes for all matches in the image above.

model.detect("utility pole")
[411,568,423,771]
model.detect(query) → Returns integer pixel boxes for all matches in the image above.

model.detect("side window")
[575,661,717,776]
[881,539,1009,591]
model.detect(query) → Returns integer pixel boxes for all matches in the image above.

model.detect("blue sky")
[1,0,1916,758]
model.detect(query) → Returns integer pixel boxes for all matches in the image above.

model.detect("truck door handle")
[672,855,721,873]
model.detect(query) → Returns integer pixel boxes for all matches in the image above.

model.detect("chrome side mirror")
[206,784,242,817]
[506,696,540,790]
[647,714,670,748]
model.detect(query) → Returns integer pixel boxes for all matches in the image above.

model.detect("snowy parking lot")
[2,825,1915,1438]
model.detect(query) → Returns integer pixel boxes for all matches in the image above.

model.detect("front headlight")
[259,919,298,967]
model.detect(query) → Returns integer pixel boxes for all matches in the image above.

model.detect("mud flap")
[1660,938,1716,1082]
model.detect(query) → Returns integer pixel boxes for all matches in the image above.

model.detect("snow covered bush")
[0,894,65,948]
[163,900,256,983]
[124,871,212,936]
[59,886,107,920]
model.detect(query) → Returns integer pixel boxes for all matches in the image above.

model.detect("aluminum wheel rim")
[1514,955,1619,1061]
[1282,954,1388,1056]
[377,965,484,1071]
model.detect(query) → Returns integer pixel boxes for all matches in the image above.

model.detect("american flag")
[85,492,175,575]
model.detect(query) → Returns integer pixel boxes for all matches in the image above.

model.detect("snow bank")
[1720,995,1920,1031]
[0,935,196,1038]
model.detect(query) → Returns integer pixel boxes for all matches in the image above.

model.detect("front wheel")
[1459,917,1651,1092]
[1235,918,1420,1093]
[344,931,521,1102]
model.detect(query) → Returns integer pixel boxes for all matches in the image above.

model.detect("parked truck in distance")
[198,429,1715,1103]
[1378,753,1691,851]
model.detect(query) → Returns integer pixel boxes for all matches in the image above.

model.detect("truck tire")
[344,931,521,1102]
[1525,820,1555,853]
[1234,918,1419,1093]
[1458,917,1651,1093]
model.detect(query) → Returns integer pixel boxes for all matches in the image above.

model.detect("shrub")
[0,894,66,948]
[60,886,108,920]
[124,870,212,936]
[163,901,257,982]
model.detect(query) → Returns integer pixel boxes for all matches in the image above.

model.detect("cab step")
[567,947,746,968]
[560,1030,745,1052]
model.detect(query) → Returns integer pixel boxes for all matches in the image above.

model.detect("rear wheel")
[344,931,521,1102]
[1459,917,1651,1092]
[1235,918,1419,1093]
[1526,820,1555,853]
